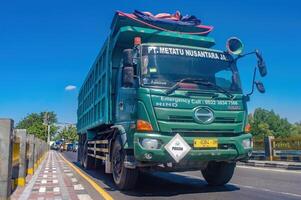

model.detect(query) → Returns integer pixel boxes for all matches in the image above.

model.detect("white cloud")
[65,85,77,91]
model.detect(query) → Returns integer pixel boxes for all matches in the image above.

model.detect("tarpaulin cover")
[116,10,213,35]
[133,10,202,26]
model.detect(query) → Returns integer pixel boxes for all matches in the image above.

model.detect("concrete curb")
[238,160,301,170]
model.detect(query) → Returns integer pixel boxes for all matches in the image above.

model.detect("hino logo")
[194,107,214,124]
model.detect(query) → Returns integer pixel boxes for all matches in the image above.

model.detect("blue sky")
[0,0,300,124]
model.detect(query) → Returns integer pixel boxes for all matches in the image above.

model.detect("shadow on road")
[63,151,240,198]
[123,172,240,197]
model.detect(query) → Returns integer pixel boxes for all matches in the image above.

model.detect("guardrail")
[252,136,301,162]
[0,119,48,200]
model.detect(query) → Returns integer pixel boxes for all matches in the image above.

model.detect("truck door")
[115,63,137,123]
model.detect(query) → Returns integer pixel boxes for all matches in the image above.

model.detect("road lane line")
[237,165,301,174]
[58,152,114,200]
[173,172,301,198]
[230,183,301,198]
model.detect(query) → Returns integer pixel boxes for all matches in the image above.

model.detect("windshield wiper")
[165,78,196,95]
[165,78,234,99]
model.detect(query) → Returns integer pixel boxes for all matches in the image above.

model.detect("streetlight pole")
[47,123,50,145]
[44,112,50,145]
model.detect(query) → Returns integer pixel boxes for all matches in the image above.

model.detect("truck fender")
[103,125,127,173]
[108,125,127,162]
[110,125,127,147]
[109,125,136,170]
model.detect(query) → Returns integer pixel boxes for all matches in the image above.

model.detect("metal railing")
[252,136,301,162]
[273,138,301,150]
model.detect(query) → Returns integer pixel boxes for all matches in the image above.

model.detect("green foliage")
[291,122,301,137]
[55,125,78,143]
[249,108,297,139]
[16,112,58,141]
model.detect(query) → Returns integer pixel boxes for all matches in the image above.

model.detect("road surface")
[62,151,301,200]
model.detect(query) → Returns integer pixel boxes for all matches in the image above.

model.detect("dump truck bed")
[77,12,216,134]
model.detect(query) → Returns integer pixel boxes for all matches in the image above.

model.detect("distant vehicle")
[50,143,58,150]
[77,10,267,190]
[67,143,74,151]
[73,142,78,152]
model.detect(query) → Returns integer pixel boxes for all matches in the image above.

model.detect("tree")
[55,125,78,143]
[249,108,292,138]
[291,122,301,137]
[16,112,58,141]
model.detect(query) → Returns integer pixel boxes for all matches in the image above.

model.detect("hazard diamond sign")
[164,133,191,163]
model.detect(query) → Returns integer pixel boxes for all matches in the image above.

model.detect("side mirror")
[255,81,265,93]
[255,50,267,77]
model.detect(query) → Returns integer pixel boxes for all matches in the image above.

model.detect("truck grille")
[171,128,235,133]
[168,115,238,123]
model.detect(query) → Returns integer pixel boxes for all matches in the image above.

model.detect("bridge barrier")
[0,119,48,200]
[252,136,301,162]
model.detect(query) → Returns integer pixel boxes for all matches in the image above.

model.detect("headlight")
[242,138,253,149]
[140,138,160,150]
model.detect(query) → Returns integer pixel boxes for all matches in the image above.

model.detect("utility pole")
[43,112,50,145]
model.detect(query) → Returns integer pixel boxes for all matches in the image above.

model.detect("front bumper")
[134,132,252,163]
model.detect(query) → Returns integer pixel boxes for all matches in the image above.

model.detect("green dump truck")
[77,11,267,190]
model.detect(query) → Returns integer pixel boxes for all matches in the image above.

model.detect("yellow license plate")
[193,138,218,148]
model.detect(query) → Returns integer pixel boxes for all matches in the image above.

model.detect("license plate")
[193,138,218,148]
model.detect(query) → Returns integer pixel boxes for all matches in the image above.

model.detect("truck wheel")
[201,161,236,186]
[83,147,94,169]
[112,139,138,190]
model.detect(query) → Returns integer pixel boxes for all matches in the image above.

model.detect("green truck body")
[77,11,265,189]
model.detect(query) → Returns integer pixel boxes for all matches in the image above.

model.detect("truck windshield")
[140,45,242,93]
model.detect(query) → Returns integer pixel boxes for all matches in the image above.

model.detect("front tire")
[112,139,138,190]
[201,161,236,186]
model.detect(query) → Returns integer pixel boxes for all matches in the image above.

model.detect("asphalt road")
[62,151,301,200]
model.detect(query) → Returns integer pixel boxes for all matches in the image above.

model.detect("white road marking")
[230,183,301,198]
[237,165,301,174]
[53,187,60,193]
[71,178,78,182]
[173,172,301,198]
[66,173,73,176]
[74,184,84,190]
[77,194,93,200]
[39,187,46,193]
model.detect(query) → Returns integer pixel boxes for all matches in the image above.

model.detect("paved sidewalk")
[11,151,103,200]
[238,160,301,170]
